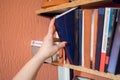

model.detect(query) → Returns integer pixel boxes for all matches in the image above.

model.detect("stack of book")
[55,7,120,75]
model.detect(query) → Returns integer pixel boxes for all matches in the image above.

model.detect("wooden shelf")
[38,0,120,79]
[36,0,112,14]
[52,63,120,80]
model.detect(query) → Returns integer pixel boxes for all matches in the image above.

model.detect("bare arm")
[13,18,67,80]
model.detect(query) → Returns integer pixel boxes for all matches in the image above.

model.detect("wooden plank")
[36,0,112,14]
[41,0,69,8]
[52,63,120,80]
[74,70,110,80]
[64,64,120,80]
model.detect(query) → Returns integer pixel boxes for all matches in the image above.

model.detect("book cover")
[83,9,92,68]
[55,8,77,64]
[95,8,105,70]
[107,10,120,74]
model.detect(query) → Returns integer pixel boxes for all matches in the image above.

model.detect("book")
[95,8,105,70]
[55,8,77,64]
[107,10,120,74]
[73,8,80,65]
[78,9,83,65]
[99,8,111,72]
[91,9,99,69]
[83,9,92,68]
[105,9,118,72]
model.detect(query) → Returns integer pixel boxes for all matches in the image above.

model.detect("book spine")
[73,8,79,65]
[95,8,105,70]
[90,9,95,69]
[99,8,111,72]
[82,10,84,67]
[92,9,98,69]
[107,10,120,74]
[105,9,118,72]
[78,9,83,65]
[83,9,92,68]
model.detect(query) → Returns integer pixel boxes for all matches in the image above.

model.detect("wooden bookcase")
[36,0,120,80]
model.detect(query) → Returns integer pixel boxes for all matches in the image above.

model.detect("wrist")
[35,50,48,62]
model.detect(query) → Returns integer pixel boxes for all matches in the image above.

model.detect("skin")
[13,18,67,80]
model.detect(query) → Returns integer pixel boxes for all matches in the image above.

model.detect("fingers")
[48,17,56,35]
[57,41,67,50]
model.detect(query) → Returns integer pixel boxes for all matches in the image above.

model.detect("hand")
[37,18,67,60]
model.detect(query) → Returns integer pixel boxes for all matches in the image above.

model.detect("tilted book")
[55,8,77,64]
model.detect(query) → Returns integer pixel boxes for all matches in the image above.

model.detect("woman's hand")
[37,18,67,60]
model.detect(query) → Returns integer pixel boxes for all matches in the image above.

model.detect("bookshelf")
[36,0,120,80]
[36,0,112,14]
[52,63,120,80]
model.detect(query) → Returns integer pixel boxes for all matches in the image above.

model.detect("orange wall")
[0,0,58,80]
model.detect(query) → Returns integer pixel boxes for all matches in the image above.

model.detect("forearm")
[13,18,66,80]
[13,51,45,80]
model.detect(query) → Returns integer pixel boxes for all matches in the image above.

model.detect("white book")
[82,10,84,67]
[101,8,111,54]
[90,9,95,64]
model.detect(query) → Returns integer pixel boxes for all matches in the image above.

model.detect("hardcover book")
[55,8,77,64]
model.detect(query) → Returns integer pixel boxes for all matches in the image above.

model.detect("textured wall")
[0,0,58,80]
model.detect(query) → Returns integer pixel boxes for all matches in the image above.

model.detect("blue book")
[55,8,77,64]
[73,8,80,65]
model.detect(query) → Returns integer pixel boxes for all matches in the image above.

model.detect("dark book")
[73,8,83,65]
[95,8,105,70]
[55,8,77,64]
[78,9,83,65]
[73,8,80,65]
[107,10,120,74]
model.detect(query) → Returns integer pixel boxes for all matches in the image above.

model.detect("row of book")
[55,7,120,74]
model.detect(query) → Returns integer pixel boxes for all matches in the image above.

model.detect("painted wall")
[0,0,58,80]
